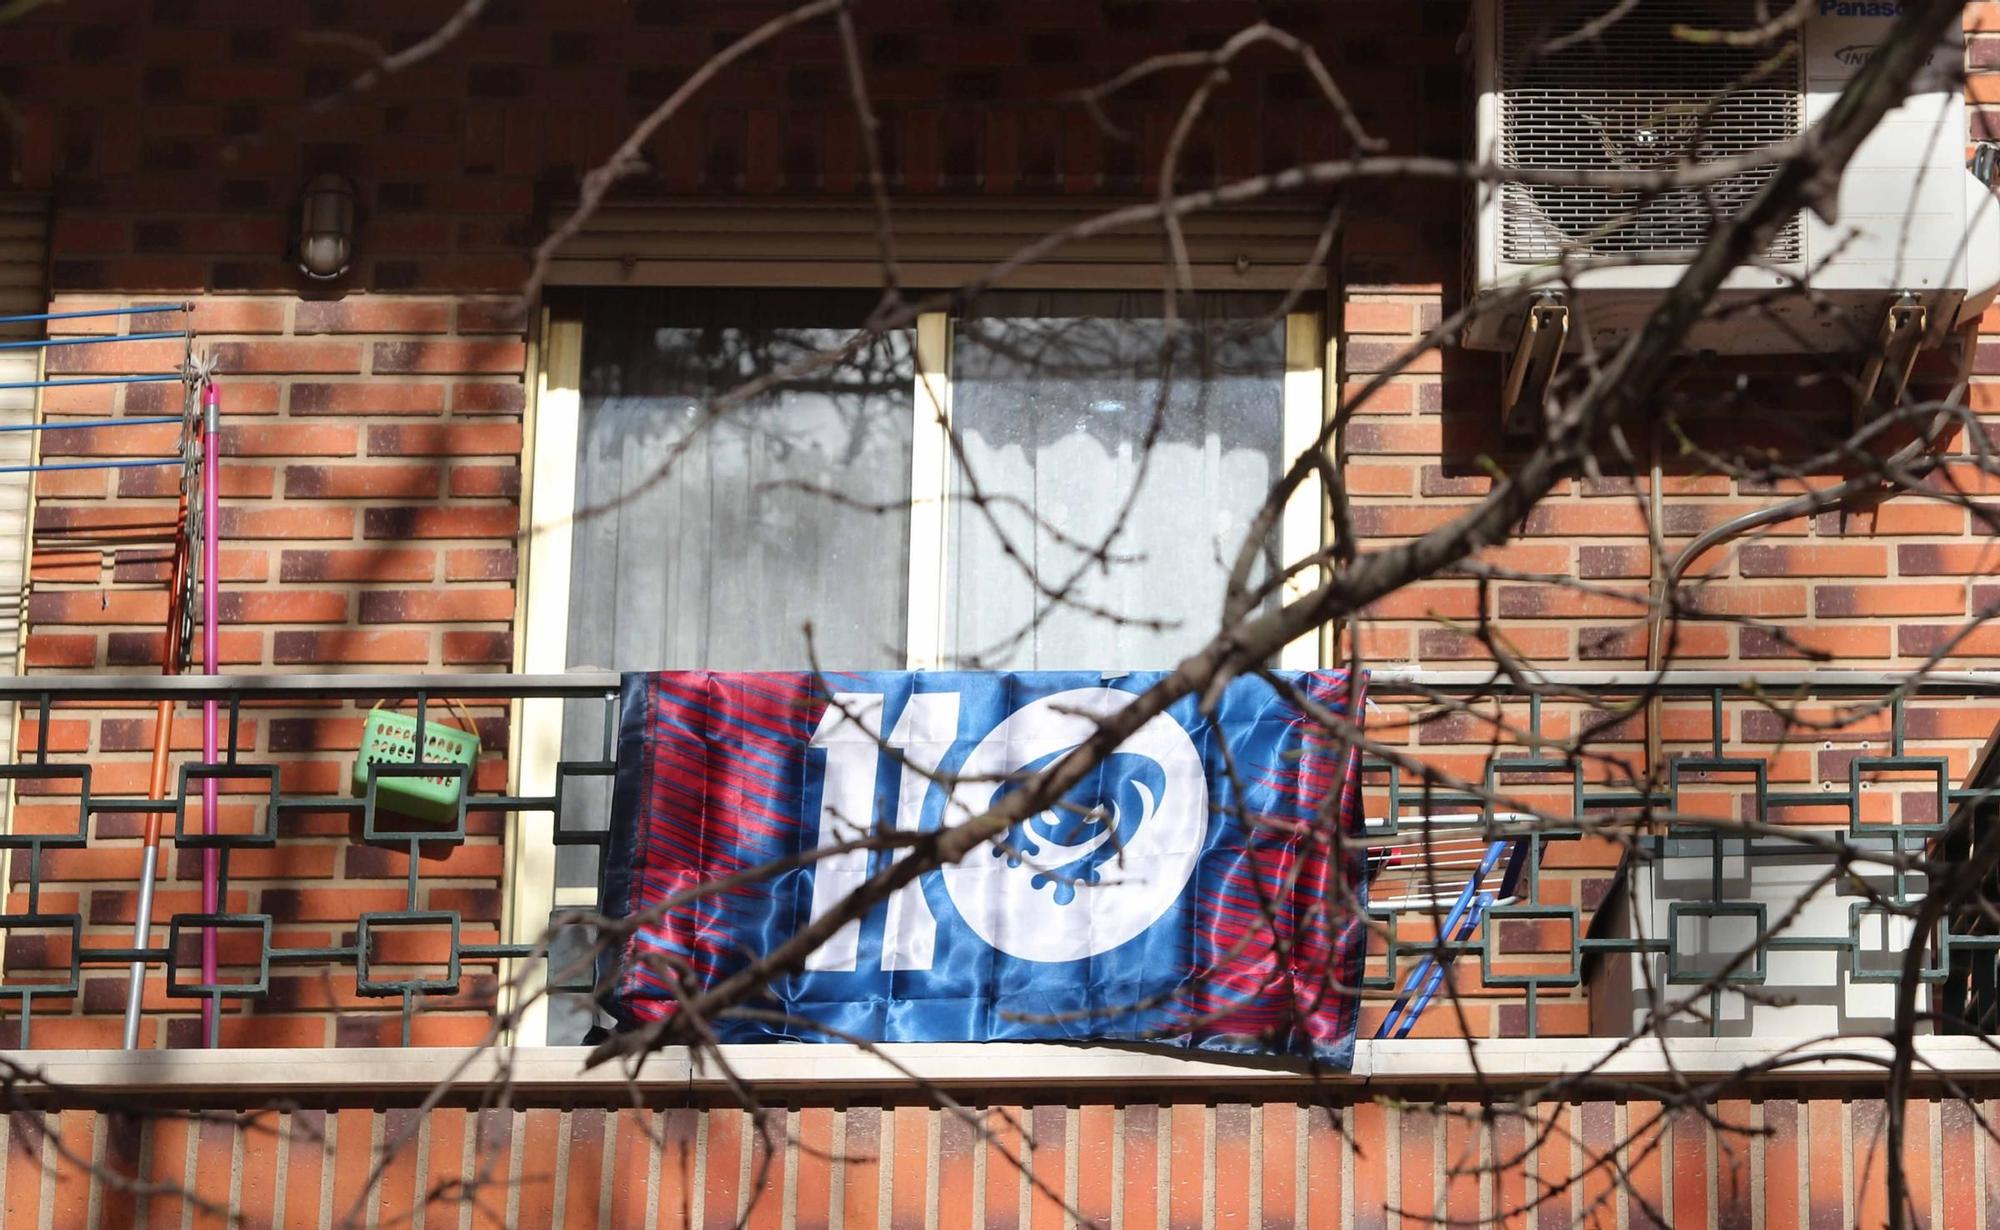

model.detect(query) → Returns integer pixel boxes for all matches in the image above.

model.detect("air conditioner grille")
[1499,0,1804,263]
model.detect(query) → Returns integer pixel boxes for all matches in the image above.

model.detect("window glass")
[944,292,1287,669]
[567,289,915,672]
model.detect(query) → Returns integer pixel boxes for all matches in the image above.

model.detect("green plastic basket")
[351,699,480,824]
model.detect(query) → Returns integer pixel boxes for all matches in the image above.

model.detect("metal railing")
[1359,669,2000,1039]
[0,673,623,1049]
[0,669,1996,1049]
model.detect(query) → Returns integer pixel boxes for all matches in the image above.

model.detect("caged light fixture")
[294,172,358,280]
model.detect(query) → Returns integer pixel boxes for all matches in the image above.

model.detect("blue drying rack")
[0,303,194,476]
[1370,815,1536,1039]
[2,303,206,667]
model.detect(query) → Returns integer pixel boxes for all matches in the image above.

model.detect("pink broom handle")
[200,378,220,1047]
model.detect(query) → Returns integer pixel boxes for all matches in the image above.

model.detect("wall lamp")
[295,173,358,281]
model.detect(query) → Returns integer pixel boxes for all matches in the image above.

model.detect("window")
[539,289,1322,676]
[567,289,915,671]
[513,278,1330,1044]
[947,293,1289,669]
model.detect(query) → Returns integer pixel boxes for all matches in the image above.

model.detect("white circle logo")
[939,688,1208,963]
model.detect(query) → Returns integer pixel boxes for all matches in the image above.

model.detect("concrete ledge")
[5,1036,2000,1099]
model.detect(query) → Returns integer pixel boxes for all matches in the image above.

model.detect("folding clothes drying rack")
[0,303,223,1048]
[1367,814,1535,1039]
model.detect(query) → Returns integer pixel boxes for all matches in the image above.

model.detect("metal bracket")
[1501,294,1569,435]
[1854,292,1927,427]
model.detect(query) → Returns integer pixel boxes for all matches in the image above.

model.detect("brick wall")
[0,1,1995,1046]
[5,1084,1995,1228]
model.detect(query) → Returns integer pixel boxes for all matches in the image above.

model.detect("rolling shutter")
[541,201,1335,291]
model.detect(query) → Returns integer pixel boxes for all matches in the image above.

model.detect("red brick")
[402,1017,497,1048]
[1343,301,1414,333]
[1348,504,1463,537]
[217,590,349,623]
[1816,582,1967,617]
[99,714,258,753]
[89,888,251,926]
[116,463,275,499]
[1495,584,1648,619]
[295,298,451,334]
[1661,504,1809,537]
[1740,544,1889,577]
[42,339,185,374]
[289,382,446,416]
[359,589,514,623]
[220,423,359,457]
[456,299,529,333]
[261,887,415,922]
[1344,340,1441,373]
[32,551,100,584]
[1676,583,1809,617]
[1577,544,1652,579]
[134,377,280,415]
[25,634,98,668]
[1822,502,1968,535]
[426,887,502,921]
[210,340,364,374]
[40,383,117,414]
[1342,380,1415,414]
[372,340,525,374]
[1362,584,1482,620]
[1344,418,1440,458]
[443,630,513,663]
[367,423,522,456]
[345,844,502,880]
[38,422,177,457]
[1521,502,1651,537]
[444,546,515,581]
[1418,465,1490,498]
[1900,624,2000,658]
[15,717,91,754]
[219,506,356,540]
[273,629,430,664]
[1741,625,1892,659]
[362,506,518,539]
[1898,542,2000,575]
[33,502,190,538]
[46,297,129,331]
[27,590,168,625]
[181,298,288,334]
[106,629,264,666]
[447,463,521,498]
[33,468,107,499]
[451,382,526,414]
[1417,625,1571,660]
[54,215,129,252]
[1580,623,1732,660]
[280,547,436,582]
[87,258,206,290]
[285,463,442,499]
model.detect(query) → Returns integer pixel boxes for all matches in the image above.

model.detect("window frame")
[505,228,1337,1045]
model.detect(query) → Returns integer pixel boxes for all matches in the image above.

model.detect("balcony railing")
[0,673,624,1049]
[0,669,1995,1051]
[1359,668,2000,1041]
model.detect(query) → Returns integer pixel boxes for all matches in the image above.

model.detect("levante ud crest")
[602,670,1368,1065]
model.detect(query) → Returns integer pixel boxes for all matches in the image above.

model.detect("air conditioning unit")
[1463,0,2000,357]
[1595,838,1929,1041]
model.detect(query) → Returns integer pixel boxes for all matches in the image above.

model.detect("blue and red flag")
[601,670,1368,1066]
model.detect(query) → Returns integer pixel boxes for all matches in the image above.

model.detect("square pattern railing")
[1358,669,2000,1040]
[0,674,622,1049]
[0,670,1995,1049]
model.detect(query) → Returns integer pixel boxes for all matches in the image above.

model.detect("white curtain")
[944,292,1286,670]
[566,289,915,673]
